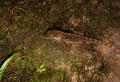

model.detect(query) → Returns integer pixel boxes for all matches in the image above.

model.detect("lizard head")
[44,30,62,40]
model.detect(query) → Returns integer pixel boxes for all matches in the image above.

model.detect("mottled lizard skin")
[44,30,120,53]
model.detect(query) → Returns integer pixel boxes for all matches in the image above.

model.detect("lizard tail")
[91,38,120,53]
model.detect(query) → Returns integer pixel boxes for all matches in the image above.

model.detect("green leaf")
[0,51,20,80]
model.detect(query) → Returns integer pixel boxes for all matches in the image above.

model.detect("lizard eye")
[50,34,55,37]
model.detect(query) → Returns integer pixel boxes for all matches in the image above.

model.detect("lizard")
[44,30,120,53]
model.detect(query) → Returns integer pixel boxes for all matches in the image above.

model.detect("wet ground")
[0,0,120,82]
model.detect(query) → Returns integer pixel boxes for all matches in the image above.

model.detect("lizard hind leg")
[98,41,120,55]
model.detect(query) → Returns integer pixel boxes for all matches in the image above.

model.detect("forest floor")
[0,0,120,82]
